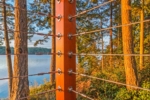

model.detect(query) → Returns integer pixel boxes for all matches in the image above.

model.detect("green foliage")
[30,79,55,100]
[0,0,14,44]
[34,36,49,46]
[0,0,149,99]
[76,65,150,100]
[28,0,52,46]
[91,0,98,4]
[29,0,150,99]
[115,83,150,100]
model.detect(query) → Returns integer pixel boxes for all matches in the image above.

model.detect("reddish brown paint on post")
[55,0,76,100]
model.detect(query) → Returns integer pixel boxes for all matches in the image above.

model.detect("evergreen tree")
[2,0,13,98]
[11,0,29,99]
[121,0,139,89]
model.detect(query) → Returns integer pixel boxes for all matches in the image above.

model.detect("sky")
[1,0,52,48]
[5,34,52,48]
[0,0,111,49]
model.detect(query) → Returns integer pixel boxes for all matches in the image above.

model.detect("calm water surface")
[0,55,51,98]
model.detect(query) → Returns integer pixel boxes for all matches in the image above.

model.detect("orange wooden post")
[55,0,76,100]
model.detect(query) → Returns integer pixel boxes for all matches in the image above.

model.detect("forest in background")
[29,0,150,99]
[0,0,150,99]
[0,46,51,54]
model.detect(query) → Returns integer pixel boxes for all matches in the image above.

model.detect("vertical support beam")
[56,0,76,100]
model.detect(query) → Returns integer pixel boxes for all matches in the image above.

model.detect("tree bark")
[117,28,120,47]
[109,2,113,68]
[99,12,104,71]
[50,0,55,83]
[3,0,13,98]
[10,0,29,99]
[121,0,139,89]
[101,33,104,71]
[140,0,144,70]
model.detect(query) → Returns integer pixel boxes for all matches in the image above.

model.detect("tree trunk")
[121,0,139,89]
[117,28,120,47]
[101,33,104,71]
[2,0,13,98]
[140,0,144,70]
[50,0,56,83]
[10,0,29,99]
[99,14,104,71]
[109,2,113,68]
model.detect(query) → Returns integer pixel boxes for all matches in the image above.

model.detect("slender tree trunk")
[50,0,55,83]
[2,0,13,98]
[101,33,104,71]
[10,0,29,99]
[121,0,138,89]
[117,28,120,47]
[99,13,104,71]
[140,0,144,70]
[109,2,113,68]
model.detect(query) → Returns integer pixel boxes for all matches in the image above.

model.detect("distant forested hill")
[0,46,51,54]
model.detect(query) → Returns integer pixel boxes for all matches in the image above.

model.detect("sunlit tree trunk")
[2,0,13,98]
[101,33,104,71]
[10,0,29,99]
[121,0,139,89]
[140,0,144,70]
[117,28,120,47]
[109,2,113,68]
[50,0,55,83]
[99,2,104,71]
[99,12,104,71]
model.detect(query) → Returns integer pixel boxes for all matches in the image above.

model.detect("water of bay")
[0,55,51,98]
